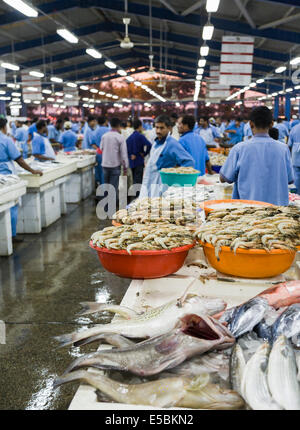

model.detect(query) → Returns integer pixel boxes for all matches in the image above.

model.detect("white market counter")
[56,153,96,203]
[0,180,27,256]
[17,160,77,234]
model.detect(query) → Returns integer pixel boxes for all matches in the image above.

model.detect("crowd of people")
[2,107,300,216]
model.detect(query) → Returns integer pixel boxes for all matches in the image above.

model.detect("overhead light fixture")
[11,92,21,97]
[112,95,118,99]
[256,78,265,84]
[29,71,44,78]
[106,93,112,97]
[24,99,31,103]
[27,87,38,92]
[89,104,95,108]
[51,76,63,83]
[57,99,64,103]
[82,103,88,108]
[66,82,77,88]
[200,45,209,57]
[3,0,38,17]
[33,101,40,105]
[206,0,220,13]
[47,97,55,102]
[80,85,89,90]
[286,88,293,92]
[57,28,78,44]
[196,75,202,80]
[249,83,256,88]
[98,91,105,95]
[134,81,142,86]
[55,91,63,96]
[271,92,278,97]
[1,62,20,71]
[53,103,59,108]
[198,59,207,68]
[7,83,20,89]
[290,57,300,66]
[278,90,285,95]
[0,91,5,95]
[126,76,134,82]
[294,85,300,90]
[42,89,52,94]
[197,68,204,75]
[275,66,287,74]
[65,94,73,99]
[202,24,214,41]
[90,89,98,93]
[105,61,117,69]
[244,86,250,91]
[117,70,127,76]
[86,48,102,59]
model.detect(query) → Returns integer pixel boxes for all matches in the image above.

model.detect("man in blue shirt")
[28,117,38,141]
[48,119,64,145]
[288,122,300,194]
[0,118,42,242]
[274,117,289,143]
[224,117,244,145]
[82,115,97,150]
[59,121,78,152]
[32,120,56,161]
[93,116,110,185]
[196,117,222,148]
[126,119,151,188]
[178,115,213,176]
[291,115,300,129]
[15,120,29,158]
[220,106,294,206]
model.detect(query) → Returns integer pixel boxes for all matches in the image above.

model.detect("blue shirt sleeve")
[285,147,294,184]
[170,141,195,167]
[32,135,45,155]
[6,137,21,160]
[212,126,221,138]
[220,146,239,183]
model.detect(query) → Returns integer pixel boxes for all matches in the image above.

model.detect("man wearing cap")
[59,121,78,152]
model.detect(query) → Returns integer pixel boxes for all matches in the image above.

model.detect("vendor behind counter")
[220,106,294,206]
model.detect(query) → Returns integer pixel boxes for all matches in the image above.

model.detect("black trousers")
[131,165,144,185]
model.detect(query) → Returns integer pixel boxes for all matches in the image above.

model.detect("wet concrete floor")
[0,198,130,410]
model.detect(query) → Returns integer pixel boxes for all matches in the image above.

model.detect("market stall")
[16,160,77,234]
[0,175,27,256]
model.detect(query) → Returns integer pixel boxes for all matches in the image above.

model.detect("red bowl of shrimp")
[89,241,194,279]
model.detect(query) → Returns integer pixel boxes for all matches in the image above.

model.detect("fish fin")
[177,279,197,307]
[53,370,88,389]
[54,333,75,348]
[74,333,135,348]
[78,303,137,319]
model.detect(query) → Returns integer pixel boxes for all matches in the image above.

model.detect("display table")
[56,154,96,203]
[17,161,77,234]
[0,180,27,256]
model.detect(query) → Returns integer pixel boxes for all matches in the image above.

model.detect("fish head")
[179,313,235,345]
[183,295,227,315]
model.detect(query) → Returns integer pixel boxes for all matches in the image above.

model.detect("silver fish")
[271,304,300,343]
[268,335,300,410]
[229,343,246,397]
[241,343,282,410]
[228,297,270,338]
[74,333,135,349]
[55,295,226,348]
[54,370,186,408]
[78,303,140,319]
[62,314,235,376]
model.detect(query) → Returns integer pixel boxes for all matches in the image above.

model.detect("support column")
[285,94,291,121]
[0,101,6,116]
[274,96,279,119]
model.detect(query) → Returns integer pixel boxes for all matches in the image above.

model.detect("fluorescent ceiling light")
[249,83,256,88]
[202,24,214,41]
[134,81,142,86]
[65,94,73,98]
[197,68,204,75]
[67,82,77,88]
[141,85,148,90]
[82,104,88,108]
[57,29,78,44]
[47,97,55,102]
[24,99,31,103]
[53,104,59,108]
[117,70,127,76]
[27,87,38,92]
[244,86,250,91]
[7,84,20,89]
[51,76,63,83]
[112,95,118,99]
[86,48,102,59]
[286,88,293,92]
[98,91,105,95]
[126,76,134,82]
[90,89,98,93]
[57,99,64,103]
[198,59,207,68]
[82,98,89,101]
[275,66,286,74]
[12,98,20,102]
[33,101,40,104]
[80,85,89,90]
[200,45,209,57]
[294,85,300,90]
[105,61,117,69]
[196,75,202,80]
[1,62,20,71]
[106,93,112,97]
[256,78,265,84]
[291,97,296,101]
[42,89,52,94]
[0,91,5,95]
[271,92,278,96]
[206,0,220,13]
[12,92,21,97]
[278,90,284,94]
[290,57,300,66]
[0,96,10,100]
[3,0,38,17]
[89,104,94,108]
[55,92,63,96]
[29,71,44,78]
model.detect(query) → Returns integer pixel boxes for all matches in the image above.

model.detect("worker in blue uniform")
[0,118,42,242]
[243,120,253,140]
[15,120,29,158]
[32,120,57,161]
[291,116,300,129]
[140,115,195,198]
[224,117,244,145]
[177,115,213,176]
[288,122,300,194]
[59,121,78,152]
[48,119,64,145]
[274,118,289,143]
[220,106,294,206]
[196,117,221,148]
[28,118,38,141]
[82,115,98,150]
[92,116,110,185]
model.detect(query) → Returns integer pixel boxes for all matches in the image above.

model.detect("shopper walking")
[94,116,110,185]
[126,119,151,188]
[100,117,129,200]
[220,106,294,205]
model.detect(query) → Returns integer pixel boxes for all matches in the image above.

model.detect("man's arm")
[16,157,43,176]
[33,154,54,161]
[206,160,214,175]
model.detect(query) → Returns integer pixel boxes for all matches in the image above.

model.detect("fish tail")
[53,370,89,389]
[78,302,105,316]
[53,333,75,348]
